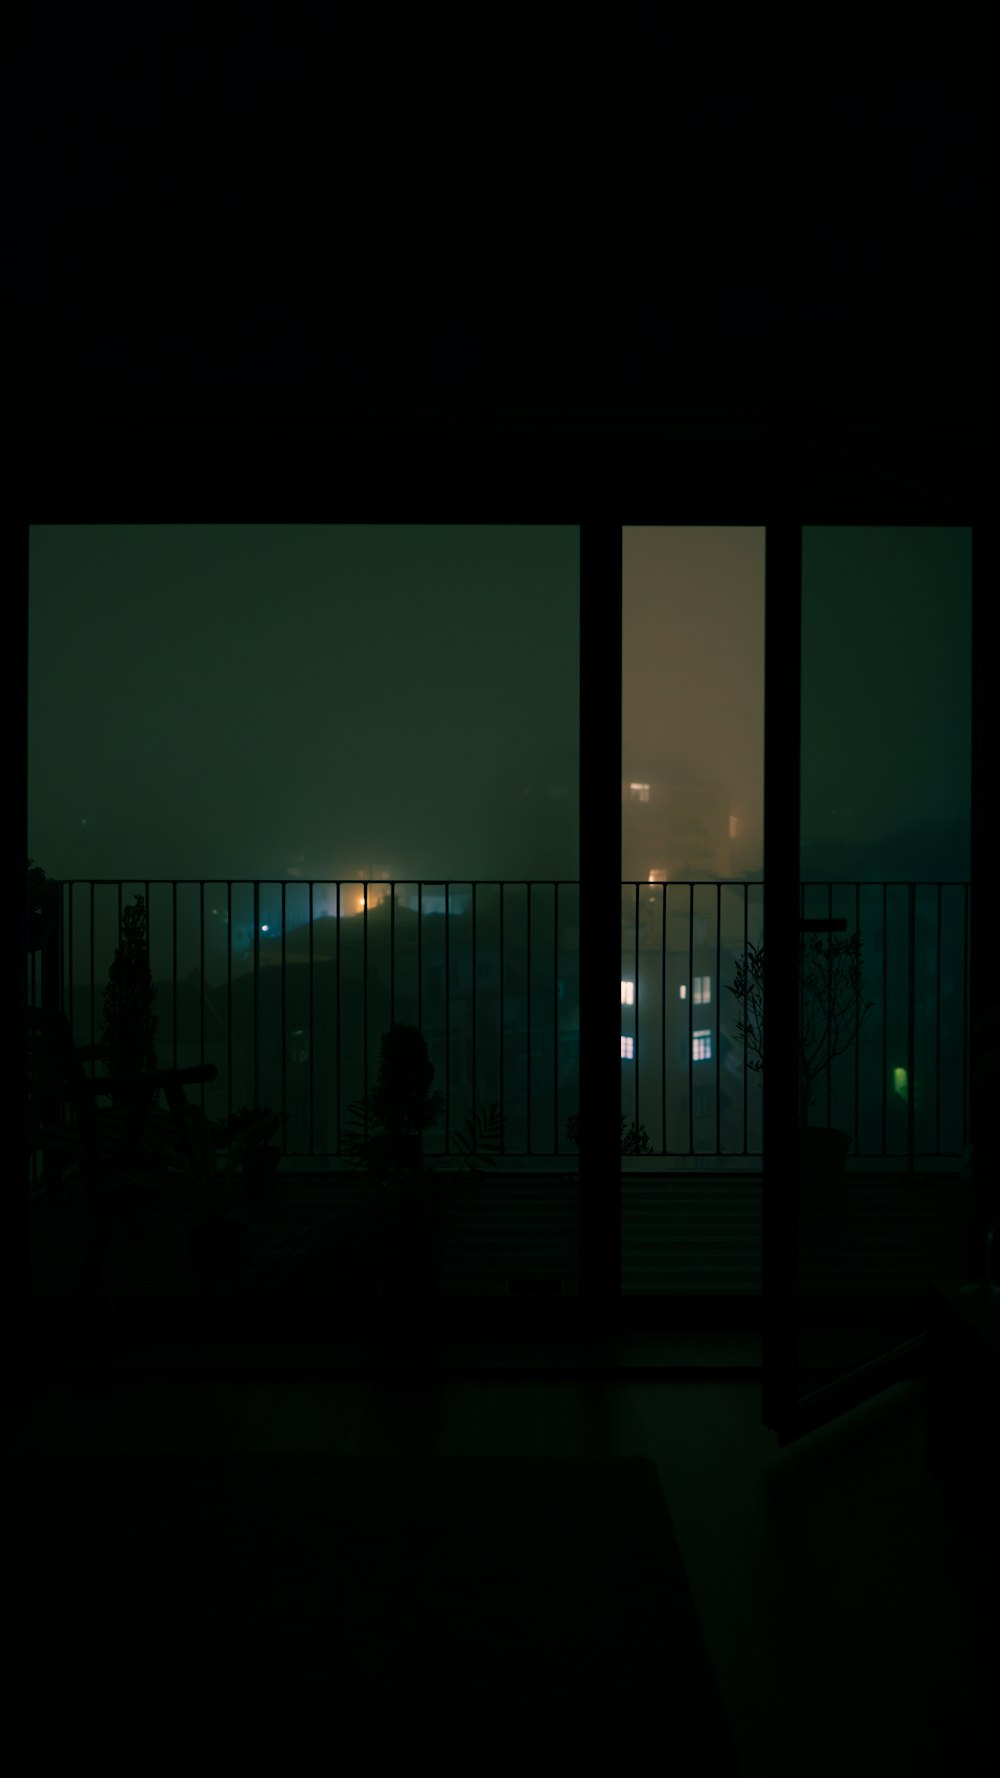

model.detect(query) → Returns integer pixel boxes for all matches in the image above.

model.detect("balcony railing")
[28,879,971,1176]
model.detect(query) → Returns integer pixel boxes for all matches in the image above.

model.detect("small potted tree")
[726,931,875,1202]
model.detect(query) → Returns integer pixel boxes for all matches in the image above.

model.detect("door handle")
[798,918,847,932]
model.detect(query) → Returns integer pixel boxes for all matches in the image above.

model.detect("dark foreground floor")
[14,1363,997,1775]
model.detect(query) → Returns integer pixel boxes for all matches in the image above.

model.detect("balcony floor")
[29,1166,969,1309]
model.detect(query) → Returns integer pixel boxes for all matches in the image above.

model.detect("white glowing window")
[621,1036,634,1059]
[621,981,634,1005]
[693,975,711,1005]
[679,984,687,1000]
[692,1030,712,1062]
[629,783,650,803]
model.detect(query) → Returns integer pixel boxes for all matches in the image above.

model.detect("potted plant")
[219,1104,289,1197]
[98,894,161,1112]
[343,1023,505,1300]
[726,931,875,1202]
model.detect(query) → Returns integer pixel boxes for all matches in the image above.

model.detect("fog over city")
[28,523,970,893]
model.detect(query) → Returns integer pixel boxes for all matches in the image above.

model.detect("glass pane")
[797,522,972,1390]
[28,525,580,1306]
[622,527,766,1297]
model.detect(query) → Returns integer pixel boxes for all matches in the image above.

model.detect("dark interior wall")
[21,30,994,457]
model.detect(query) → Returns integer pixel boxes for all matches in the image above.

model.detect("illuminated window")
[621,1036,634,1059]
[692,1030,712,1061]
[679,984,687,1000]
[629,783,650,802]
[693,975,711,1005]
[621,981,634,1005]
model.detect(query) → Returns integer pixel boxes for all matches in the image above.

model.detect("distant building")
[622,777,733,883]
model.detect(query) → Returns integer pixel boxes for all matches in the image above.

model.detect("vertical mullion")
[761,406,804,1437]
[578,523,622,1308]
[572,526,619,1308]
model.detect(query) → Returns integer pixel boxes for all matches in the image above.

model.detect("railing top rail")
[39,877,972,888]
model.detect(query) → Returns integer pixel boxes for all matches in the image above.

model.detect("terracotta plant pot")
[186,1218,248,1285]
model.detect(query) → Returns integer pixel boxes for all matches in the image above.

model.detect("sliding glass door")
[763,413,975,1442]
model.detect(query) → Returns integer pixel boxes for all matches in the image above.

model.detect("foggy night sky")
[28,525,581,886]
[28,524,971,891]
